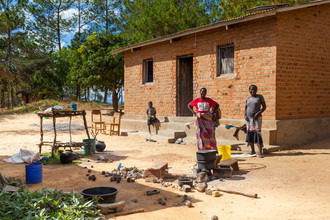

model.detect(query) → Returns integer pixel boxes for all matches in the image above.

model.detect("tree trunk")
[76,84,80,100]
[112,88,119,112]
[10,83,14,108]
[103,87,108,103]
[57,5,61,51]
[87,87,90,101]
[1,90,5,108]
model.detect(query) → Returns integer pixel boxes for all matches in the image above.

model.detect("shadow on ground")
[0,154,201,218]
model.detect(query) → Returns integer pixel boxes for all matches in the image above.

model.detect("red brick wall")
[124,16,277,119]
[276,4,330,119]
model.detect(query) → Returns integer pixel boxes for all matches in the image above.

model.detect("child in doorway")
[146,101,158,134]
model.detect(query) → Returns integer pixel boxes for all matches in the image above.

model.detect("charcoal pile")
[101,166,145,183]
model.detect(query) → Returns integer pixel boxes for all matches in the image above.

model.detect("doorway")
[177,55,193,116]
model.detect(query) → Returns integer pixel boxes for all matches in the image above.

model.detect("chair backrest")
[112,112,121,124]
[91,110,102,122]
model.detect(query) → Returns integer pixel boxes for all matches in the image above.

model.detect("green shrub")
[51,100,59,106]
[0,187,102,219]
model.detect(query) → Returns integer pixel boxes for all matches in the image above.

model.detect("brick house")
[113,1,330,146]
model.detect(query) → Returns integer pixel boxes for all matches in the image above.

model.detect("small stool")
[219,158,239,171]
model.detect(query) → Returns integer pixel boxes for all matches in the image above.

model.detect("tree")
[27,0,76,51]
[116,0,313,44]
[0,0,27,108]
[77,32,125,110]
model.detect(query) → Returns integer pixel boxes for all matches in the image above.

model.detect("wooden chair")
[91,110,106,134]
[106,112,121,136]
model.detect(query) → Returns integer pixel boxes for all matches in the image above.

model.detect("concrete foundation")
[120,115,330,147]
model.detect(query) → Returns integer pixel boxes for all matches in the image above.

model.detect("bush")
[0,187,102,219]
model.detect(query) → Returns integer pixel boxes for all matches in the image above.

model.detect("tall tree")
[0,0,27,108]
[77,32,125,110]
[27,0,76,51]
[116,0,313,44]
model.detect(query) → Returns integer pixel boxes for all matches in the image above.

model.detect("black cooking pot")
[197,160,215,170]
[60,151,78,164]
[81,186,118,203]
[95,141,106,152]
[196,150,217,161]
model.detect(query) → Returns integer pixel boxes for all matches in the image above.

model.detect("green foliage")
[0,187,102,219]
[73,31,126,110]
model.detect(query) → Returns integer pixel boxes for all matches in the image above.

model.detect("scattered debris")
[132,199,138,203]
[196,171,209,183]
[146,189,160,196]
[217,187,257,198]
[157,198,166,206]
[185,200,193,207]
[195,182,207,192]
[145,162,168,182]
[205,188,214,195]
[182,195,189,202]
[114,208,145,217]
[211,215,219,220]
[212,191,221,197]
[182,185,192,193]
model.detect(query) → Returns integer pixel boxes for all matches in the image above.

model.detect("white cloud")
[60,8,78,20]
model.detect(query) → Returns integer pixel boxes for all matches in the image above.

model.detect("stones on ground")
[86,173,90,176]
[104,173,110,177]
[211,215,218,220]
[185,200,193,207]
[197,171,209,183]
[91,165,94,168]
[88,169,92,173]
[182,185,191,193]
[101,171,105,175]
[116,177,121,183]
[110,176,116,182]
[88,175,96,181]
[157,198,167,206]
[196,183,207,192]
[212,191,221,197]
[132,199,138,203]
[205,188,214,195]
[182,195,189,202]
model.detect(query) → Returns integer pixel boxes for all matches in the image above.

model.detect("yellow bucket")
[217,145,231,161]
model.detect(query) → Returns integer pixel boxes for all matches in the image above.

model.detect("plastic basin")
[81,186,118,203]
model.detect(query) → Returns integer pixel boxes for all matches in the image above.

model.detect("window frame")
[217,44,235,77]
[143,58,154,84]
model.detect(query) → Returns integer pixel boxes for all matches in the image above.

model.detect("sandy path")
[0,112,329,220]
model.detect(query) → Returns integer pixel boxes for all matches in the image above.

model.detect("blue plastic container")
[25,162,43,184]
[71,103,77,111]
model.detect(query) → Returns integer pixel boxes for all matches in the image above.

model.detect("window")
[143,59,153,83]
[217,44,234,76]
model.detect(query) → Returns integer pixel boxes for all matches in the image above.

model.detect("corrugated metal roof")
[112,0,329,54]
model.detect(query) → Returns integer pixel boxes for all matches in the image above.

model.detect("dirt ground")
[0,112,330,220]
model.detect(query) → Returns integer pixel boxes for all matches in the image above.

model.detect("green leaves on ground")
[0,187,102,219]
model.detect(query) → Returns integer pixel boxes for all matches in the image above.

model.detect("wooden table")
[37,108,92,156]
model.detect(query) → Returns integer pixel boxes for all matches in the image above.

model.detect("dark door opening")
[177,55,193,116]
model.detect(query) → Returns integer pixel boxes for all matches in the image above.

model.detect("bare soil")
[0,112,329,220]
